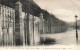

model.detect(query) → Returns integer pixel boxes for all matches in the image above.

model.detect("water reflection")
[40,29,80,45]
[40,37,56,45]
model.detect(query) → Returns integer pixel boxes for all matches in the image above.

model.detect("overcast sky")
[34,0,80,22]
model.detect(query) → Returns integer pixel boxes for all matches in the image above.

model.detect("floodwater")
[40,28,80,45]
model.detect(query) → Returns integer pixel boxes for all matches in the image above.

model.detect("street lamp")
[75,15,78,45]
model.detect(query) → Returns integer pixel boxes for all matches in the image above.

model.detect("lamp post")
[75,15,78,45]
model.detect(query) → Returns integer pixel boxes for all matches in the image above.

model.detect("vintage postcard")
[0,0,80,50]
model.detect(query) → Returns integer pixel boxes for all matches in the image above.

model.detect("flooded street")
[40,29,80,45]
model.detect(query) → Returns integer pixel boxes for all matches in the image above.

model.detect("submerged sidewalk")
[40,29,80,45]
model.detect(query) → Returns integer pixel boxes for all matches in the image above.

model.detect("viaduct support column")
[39,13,43,34]
[39,13,45,44]
[15,1,23,46]
[29,15,34,45]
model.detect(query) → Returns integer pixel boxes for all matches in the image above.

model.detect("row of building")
[0,0,68,46]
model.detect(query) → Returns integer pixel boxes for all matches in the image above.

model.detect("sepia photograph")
[0,0,80,50]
